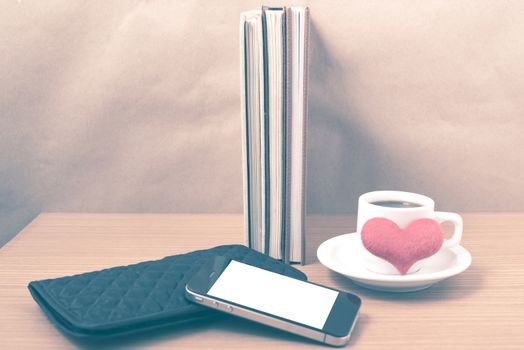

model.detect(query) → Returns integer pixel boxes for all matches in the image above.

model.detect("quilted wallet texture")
[28,244,307,338]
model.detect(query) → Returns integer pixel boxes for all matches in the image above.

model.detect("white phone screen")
[208,260,339,329]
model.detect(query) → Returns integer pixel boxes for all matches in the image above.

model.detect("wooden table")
[0,213,523,349]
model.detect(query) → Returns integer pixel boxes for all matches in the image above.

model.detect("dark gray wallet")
[28,244,307,338]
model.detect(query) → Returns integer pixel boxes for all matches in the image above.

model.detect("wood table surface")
[0,213,523,349]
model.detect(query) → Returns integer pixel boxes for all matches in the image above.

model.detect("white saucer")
[317,232,472,292]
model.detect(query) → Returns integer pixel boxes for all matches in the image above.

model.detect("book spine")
[240,11,265,253]
[257,12,268,255]
[300,7,310,265]
[284,8,293,264]
[261,8,270,256]
[239,13,251,248]
[280,8,288,264]
[262,7,287,260]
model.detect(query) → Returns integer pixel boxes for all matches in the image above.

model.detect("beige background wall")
[1,0,524,246]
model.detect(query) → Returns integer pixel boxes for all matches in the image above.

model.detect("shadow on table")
[65,317,220,350]
[65,312,367,349]
[211,314,367,346]
[327,264,484,303]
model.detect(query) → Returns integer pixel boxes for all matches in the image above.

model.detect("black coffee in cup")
[370,200,422,208]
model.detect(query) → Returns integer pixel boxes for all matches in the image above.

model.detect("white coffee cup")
[357,191,463,275]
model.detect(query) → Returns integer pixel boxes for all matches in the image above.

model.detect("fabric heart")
[361,218,444,275]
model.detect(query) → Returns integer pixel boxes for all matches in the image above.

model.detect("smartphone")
[185,257,361,346]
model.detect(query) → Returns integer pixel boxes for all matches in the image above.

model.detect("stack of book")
[240,7,310,264]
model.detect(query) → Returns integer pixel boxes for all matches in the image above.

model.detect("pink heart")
[361,218,444,275]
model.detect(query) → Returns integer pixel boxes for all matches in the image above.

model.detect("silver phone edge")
[185,286,358,347]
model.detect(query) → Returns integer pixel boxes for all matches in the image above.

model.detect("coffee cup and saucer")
[317,191,472,292]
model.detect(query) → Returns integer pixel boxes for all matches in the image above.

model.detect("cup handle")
[433,211,463,248]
